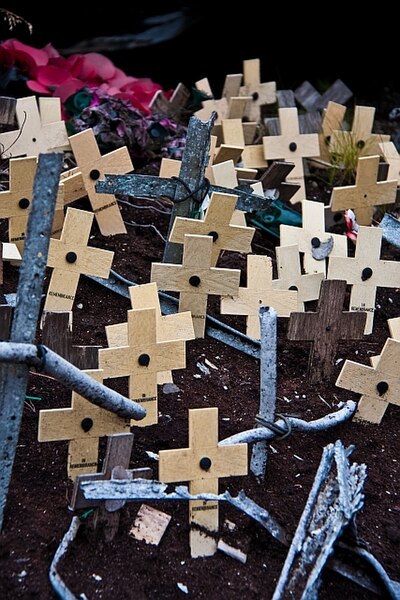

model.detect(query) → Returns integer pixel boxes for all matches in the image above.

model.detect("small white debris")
[129,504,171,545]
[92,574,102,582]
[145,451,159,461]
[302,394,306,398]
[17,570,27,579]
[282,396,291,403]
[224,519,236,532]
[318,394,331,407]
[335,358,343,365]
[177,582,189,594]
[205,358,218,370]
[162,383,180,394]
[180,561,185,565]
[293,454,304,461]
[223,385,228,390]
[196,362,210,375]
[76,303,83,309]
[222,417,230,422]
[217,540,247,564]
[193,374,201,379]
[269,445,278,454]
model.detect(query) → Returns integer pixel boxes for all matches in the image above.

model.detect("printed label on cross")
[272,244,324,310]
[280,199,348,275]
[336,338,400,423]
[0,156,65,251]
[330,105,390,158]
[317,101,347,163]
[151,234,241,338]
[169,191,255,266]
[239,58,276,122]
[105,281,194,386]
[287,280,366,383]
[329,155,397,226]
[68,128,133,236]
[43,207,114,312]
[221,254,297,339]
[327,225,400,334]
[159,407,248,557]
[99,307,186,427]
[379,141,400,185]
[38,370,131,480]
[0,96,69,158]
[263,107,320,204]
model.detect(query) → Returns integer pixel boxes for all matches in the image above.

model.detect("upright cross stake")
[327,226,400,334]
[287,280,366,383]
[0,152,64,532]
[317,101,347,163]
[159,407,248,557]
[68,128,133,236]
[239,58,276,122]
[330,105,390,158]
[43,207,114,313]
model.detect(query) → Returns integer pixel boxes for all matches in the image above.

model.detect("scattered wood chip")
[217,539,247,564]
[129,504,171,545]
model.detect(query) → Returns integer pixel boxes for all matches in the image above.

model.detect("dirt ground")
[0,131,399,598]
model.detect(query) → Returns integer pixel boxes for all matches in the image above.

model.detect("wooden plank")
[0,96,16,132]
[0,305,13,340]
[379,141,400,185]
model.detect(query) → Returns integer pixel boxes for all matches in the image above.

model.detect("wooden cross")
[0,96,69,158]
[41,310,100,370]
[149,82,190,124]
[169,191,255,266]
[379,141,400,185]
[294,79,352,112]
[38,370,131,480]
[336,337,400,423]
[239,58,276,122]
[330,105,390,158]
[194,75,250,124]
[220,254,297,339]
[159,407,248,557]
[244,161,301,204]
[327,225,400,335]
[151,234,241,338]
[329,155,397,226]
[0,156,65,252]
[68,128,134,236]
[317,101,347,163]
[104,281,194,385]
[43,207,114,313]
[280,199,348,275]
[98,307,186,427]
[263,107,320,204]
[371,317,400,367]
[272,244,324,310]
[287,279,366,383]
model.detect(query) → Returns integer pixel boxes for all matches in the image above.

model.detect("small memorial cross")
[330,105,390,157]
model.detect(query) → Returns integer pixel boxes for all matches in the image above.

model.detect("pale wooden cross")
[280,199,348,275]
[220,254,297,339]
[43,207,114,313]
[68,128,134,236]
[215,117,263,170]
[239,58,276,122]
[159,407,248,558]
[60,166,87,206]
[272,244,324,311]
[168,191,255,266]
[379,141,400,185]
[371,317,400,368]
[194,74,250,124]
[327,225,400,334]
[38,370,131,480]
[329,155,397,226]
[317,101,347,163]
[330,105,390,158]
[0,156,65,252]
[149,82,190,123]
[104,281,194,386]
[336,337,400,424]
[0,96,69,158]
[287,279,366,383]
[98,307,186,427]
[151,234,241,338]
[263,107,320,204]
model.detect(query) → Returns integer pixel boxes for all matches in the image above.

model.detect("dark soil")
[0,157,399,599]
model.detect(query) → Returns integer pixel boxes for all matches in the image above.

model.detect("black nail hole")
[90,169,100,180]
[325,135,331,145]
[138,353,150,366]
[311,237,321,248]
[199,456,212,470]
[326,325,331,331]
[289,285,298,291]
[357,140,366,150]
[19,198,30,209]
[252,92,259,101]
[361,267,373,281]
[81,417,93,432]
[289,142,297,152]
[66,251,77,264]
[208,231,219,242]
[189,275,201,287]
[376,381,389,396]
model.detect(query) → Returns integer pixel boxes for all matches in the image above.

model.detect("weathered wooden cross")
[38,370,131,479]
[168,191,255,266]
[287,279,366,383]
[104,281,194,385]
[336,337,400,424]
[221,254,298,339]
[280,199,348,275]
[330,105,390,158]
[317,101,347,163]
[239,58,276,122]
[159,407,248,557]
[0,96,69,158]
[68,128,134,236]
[263,107,320,204]
[150,82,191,124]
[327,225,400,334]
[329,155,397,226]
[43,207,114,313]
[151,234,241,338]
[272,244,324,311]
[99,307,186,426]
[294,79,352,112]
[0,156,65,252]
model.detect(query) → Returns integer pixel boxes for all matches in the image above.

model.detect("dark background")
[2,4,399,106]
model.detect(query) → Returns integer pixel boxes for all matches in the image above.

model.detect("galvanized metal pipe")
[0,342,146,420]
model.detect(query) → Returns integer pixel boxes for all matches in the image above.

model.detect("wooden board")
[220,254,297,339]
[151,234,241,338]
[327,225,400,334]
[159,407,247,557]
[317,101,347,163]
[379,141,400,185]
